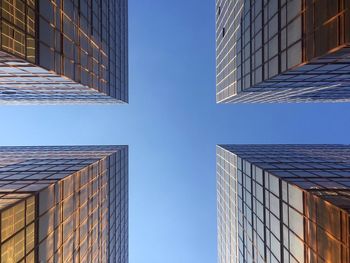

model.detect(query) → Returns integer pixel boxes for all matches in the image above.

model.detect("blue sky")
[1,0,350,262]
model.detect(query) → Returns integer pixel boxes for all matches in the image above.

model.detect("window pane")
[1,201,25,242]
[288,185,303,212]
[1,230,25,262]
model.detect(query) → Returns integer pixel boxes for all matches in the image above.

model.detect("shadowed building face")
[0,145,128,263]
[217,145,350,263]
[0,0,128,104]
[216,0,350,103]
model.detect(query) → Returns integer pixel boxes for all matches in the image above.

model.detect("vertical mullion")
[34,194,39,263]
[261,0,265,83]
[59,182,63,263]
[263,170,267,261]
[24,198,27,262]
[24,0,28,59]
[35,0,39,64]
[278,0,281,73]
[301,0,305,62]
[240,2,243,91]
[107,0,110,97]
[250,163,255,261]
[338,0,343,46]
[78,172,82,262]
[118,0,122,98]
[279,179,284,263]
[0,0,2,48]
[312,0,315,58]
[249,0,253,88]
[77,0,81,84]
[60,0,64,76]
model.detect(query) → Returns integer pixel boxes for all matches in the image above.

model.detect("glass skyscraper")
[0,0,128,104]
[0,145,128,262]
[217,145,350,263]
[216,0,350,103]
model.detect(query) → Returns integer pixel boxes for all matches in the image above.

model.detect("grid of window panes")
[0,196,36,262]
[35,158,111,262]
[217,146,238,263]
[0,0,128,104]
[0,145,128,263]
[108,146,128,263]
[0,0,36,63]
[0,145,122,169]
[220,145,350,211]
[216,0,350,103]
[0,52,122,104]
[236,155,282,262]
[222,144,350,212]
[217,145,350,263]
[37,0,128,100]
[303,190,349,263]
[223,46,350,103]
[304,0,350,61]
[216,0,304,102]
[216,0,243,103]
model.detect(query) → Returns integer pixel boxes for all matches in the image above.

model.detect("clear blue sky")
[0,0,350,262]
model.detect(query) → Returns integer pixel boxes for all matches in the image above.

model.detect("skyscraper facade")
[0,0,128,104]
[216,0,350,103]
[0,145,128,262]
[217,144,350,263]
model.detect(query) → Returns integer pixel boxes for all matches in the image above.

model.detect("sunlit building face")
[216,0,350,103]
[0,145,128,263]
[217,145,350,263]
[0,0,128,104]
